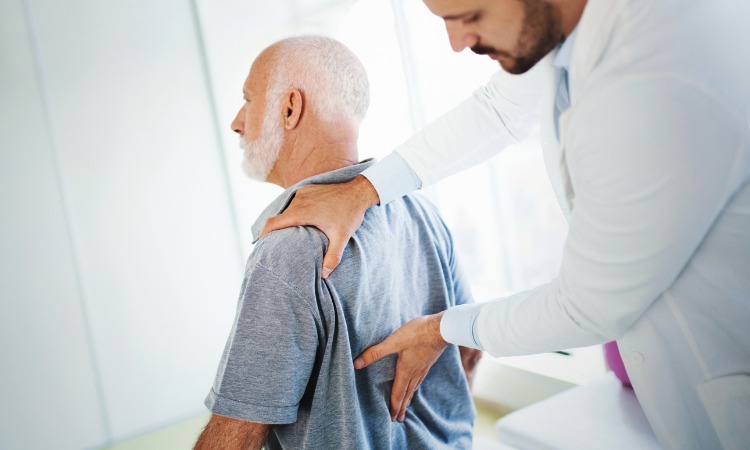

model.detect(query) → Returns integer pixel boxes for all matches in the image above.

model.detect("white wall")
[0,0,257,447]
[0,0,107,448]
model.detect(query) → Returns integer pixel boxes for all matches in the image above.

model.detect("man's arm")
[261,67,543,277]
[194,414,270,450]
[358,73,746,372]
[464,75,746,356]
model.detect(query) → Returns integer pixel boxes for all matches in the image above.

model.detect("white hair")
[263,35,370,124]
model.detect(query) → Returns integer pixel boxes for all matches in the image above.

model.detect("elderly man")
[194,36,481,450]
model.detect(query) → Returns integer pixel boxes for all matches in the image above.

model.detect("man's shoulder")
[247,226,326,290]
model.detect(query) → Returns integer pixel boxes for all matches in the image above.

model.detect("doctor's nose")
[231,106,244,135]
[445,21,479,52]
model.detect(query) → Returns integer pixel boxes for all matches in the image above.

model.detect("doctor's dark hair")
[263,35,370,125]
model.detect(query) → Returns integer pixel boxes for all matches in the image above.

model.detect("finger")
[398,378,420,422]
[389,374,410,420]
[354,338,397,370]
[400,374,426,421]
[399,395,412,423]
[321,236,346,278]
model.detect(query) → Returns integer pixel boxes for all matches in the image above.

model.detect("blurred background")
[1,0,600,448]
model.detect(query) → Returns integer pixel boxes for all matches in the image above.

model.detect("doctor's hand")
[354,312,448,422]
[260,175,379,278]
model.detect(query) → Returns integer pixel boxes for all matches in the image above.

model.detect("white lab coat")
[395,0,750,448]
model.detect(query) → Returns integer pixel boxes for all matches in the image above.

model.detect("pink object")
[604,341,631,387]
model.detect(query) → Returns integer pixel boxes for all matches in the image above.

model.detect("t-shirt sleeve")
[205,262,319,424]
[450,241,473,308]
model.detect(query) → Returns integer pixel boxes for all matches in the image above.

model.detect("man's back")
[206,161,475,449]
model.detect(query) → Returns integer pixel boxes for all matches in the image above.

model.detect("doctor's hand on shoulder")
[260,174,379,278]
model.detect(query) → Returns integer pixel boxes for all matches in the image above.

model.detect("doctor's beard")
[472,0,562,75]
[239,109,283,182]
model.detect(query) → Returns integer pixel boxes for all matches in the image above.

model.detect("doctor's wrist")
[349,174,381,208]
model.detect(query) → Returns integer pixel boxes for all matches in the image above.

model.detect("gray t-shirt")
[205,161,475,449]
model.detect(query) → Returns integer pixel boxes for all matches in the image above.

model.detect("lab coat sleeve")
[361,152,422,206]
[362,66,543,205]
[463,76,747,356]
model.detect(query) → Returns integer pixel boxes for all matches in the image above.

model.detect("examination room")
[3,0,750,449]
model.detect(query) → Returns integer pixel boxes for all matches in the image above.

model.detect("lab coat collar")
[251,159,376,243]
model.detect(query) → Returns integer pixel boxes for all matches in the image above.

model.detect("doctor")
[262,0,750,448]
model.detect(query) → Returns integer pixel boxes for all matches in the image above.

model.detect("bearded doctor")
[261,1,750,448]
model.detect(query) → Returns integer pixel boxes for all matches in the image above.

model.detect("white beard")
[239,109,283,182]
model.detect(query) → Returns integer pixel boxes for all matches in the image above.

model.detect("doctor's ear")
[283,88,303,130]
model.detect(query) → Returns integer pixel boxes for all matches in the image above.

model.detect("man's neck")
[269,124,360,189]
[284,151,360,187]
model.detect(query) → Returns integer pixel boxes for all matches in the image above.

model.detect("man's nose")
[231,106,244,135]
[445,21,478,52]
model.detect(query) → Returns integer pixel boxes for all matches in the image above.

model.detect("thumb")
[321,234,347,279]
[260,214,302,239]
[354,337,398,370]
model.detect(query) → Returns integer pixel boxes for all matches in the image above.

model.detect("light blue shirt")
[553,26,578,73]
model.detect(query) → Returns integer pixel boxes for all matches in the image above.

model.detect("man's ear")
[283,88,303,130]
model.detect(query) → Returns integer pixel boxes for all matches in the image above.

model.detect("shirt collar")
[250,159,376,242]
[552,25,580,71]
